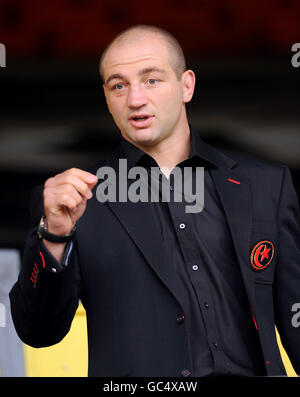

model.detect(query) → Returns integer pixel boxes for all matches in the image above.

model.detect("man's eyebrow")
[138,66,166,76]
[105,67,166,85]
[105,73,126,85]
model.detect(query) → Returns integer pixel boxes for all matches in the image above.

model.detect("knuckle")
[65,184,73,193]
[69,167,78,175]
[60,193,70,204]
[44,176,55,188]
[43,186,53,202]
[83,184,89,194]
[62,174,72,185]
[60,169,74,181]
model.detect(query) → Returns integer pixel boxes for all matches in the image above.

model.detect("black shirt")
[119,129,266,376]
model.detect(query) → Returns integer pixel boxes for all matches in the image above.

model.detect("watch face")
[37,216,46,239]
[37,216,74,243]
[39,216,47,230]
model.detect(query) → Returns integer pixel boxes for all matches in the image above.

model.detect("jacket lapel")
[103,149,183,307]
[191,135,256,308]
[210,163,255,308]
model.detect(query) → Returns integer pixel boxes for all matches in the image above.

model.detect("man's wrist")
[37,216,76,243]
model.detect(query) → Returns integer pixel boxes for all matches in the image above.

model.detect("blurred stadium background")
[0,0,299,377]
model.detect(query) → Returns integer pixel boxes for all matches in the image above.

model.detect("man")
[10,25,300,377]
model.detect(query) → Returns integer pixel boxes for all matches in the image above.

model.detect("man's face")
[102,33,193,147]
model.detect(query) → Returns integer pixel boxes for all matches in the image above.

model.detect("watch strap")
[37,216,76,243]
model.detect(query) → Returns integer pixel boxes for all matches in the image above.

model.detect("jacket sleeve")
[273,165,300,374]
[9,185,81,348]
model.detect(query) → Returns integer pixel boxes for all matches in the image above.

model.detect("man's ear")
[181,70,196,103]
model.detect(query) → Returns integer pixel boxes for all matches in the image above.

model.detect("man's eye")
[113,83,124,90]
[147,79,158,85]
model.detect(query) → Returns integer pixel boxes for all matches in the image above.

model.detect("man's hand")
[42,168,98,263]
[43,168,98,235]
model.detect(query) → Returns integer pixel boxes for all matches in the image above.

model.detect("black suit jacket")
[10,134,300,377]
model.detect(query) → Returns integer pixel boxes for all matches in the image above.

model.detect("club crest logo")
[250,240,274,270]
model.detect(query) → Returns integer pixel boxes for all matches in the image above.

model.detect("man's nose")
[127,85,148,108]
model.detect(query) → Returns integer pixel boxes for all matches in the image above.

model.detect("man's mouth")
[130,114,152,120]
[133,116,147,120]
[129,114,154,128]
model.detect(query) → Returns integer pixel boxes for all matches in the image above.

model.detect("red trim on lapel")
[228,178,241,185]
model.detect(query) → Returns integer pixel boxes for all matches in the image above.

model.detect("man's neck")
[148,132,190,176]
[135,126,191,174]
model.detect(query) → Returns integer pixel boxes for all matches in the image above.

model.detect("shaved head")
[99,25,186,81]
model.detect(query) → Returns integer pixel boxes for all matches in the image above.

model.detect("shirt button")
[192,264,198,271]
[213,342,219,349]
[170,185,174,191]
[177,314,185,324]
[204,302,209,308]
[179,223,185,229]
[181,369,191,377]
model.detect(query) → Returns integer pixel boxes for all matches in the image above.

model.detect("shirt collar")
[119,127,219,169]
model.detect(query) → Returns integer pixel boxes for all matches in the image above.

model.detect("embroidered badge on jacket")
[250,240,274,270]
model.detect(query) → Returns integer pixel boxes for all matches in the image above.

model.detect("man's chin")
[126,129,159,147]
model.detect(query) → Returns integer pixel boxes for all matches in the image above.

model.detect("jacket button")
[177,314,185,324]
[181,369,191,377]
